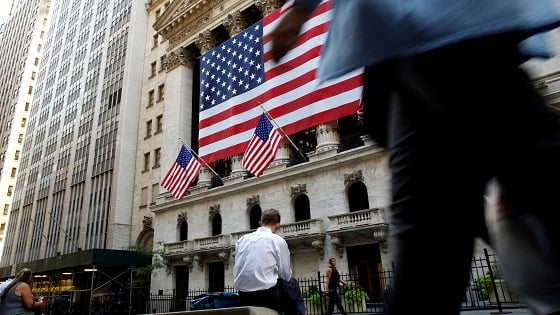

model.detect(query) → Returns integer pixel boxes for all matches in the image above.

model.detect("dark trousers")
[239,284,284,312]
[327,289,347,315]
[362,34,560,315]
[239,278,305,315]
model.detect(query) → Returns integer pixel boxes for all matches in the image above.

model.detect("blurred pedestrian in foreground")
[0,268,45,314]
[271,1,560,314]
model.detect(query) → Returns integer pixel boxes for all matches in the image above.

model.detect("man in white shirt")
[233,208,303,314]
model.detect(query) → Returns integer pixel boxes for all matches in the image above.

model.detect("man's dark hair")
[261,208,281,225]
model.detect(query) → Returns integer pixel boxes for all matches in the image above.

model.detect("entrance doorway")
[175,265,189,299]
[208,262,224,292]
[347,243,385,303]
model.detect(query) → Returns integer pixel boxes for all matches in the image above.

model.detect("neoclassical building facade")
[138,0,392,302]
[138,0,560,304]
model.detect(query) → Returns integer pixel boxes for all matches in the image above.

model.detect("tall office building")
[0,0,51,263]
[0,0,149,312]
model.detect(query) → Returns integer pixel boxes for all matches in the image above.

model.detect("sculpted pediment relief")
[152,0,265,50]
[153,0,187,29]
[153,0,224,41]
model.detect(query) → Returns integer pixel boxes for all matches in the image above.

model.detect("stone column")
[194,30,219,187]
[274,141,291,166]
[360,133,377,146]
[222,11,251,181]
[196,166,212,188]
[162,47,198,195]
[309,121,341,161]
[266,140,291,173]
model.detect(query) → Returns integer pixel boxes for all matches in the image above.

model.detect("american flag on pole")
[161,145,202,200]
[198,0,363,164]
[242,113,284,176]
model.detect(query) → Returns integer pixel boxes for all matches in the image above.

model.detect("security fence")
[145,249,524,314]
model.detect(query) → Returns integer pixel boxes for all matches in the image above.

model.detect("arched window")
[294,194,311,221]
[249,205,262,229]
[348,181,370,212]
[136,229,154,251]
[212,213,222,236]
[180,220,188,241]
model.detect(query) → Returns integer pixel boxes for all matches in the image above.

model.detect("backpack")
[190,292,241,310]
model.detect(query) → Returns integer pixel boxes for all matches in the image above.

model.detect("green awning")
[0,249,150,278]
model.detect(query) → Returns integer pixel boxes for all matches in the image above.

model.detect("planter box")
[303,295,366,314]
[303,297,326,315]
[342,298,366,313]
[489,279,521,303]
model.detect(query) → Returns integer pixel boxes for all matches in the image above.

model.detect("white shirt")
[233,226,292,292]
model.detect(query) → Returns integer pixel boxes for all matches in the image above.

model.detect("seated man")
[233,208,305,315]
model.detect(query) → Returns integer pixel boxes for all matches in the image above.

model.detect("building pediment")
[153,0,222,44]
[152,0,259,50]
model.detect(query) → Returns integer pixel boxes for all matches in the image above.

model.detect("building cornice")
[150,144,387,214]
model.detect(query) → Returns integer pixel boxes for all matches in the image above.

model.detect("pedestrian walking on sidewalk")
[325,258,348,315]
[271,1,560,314]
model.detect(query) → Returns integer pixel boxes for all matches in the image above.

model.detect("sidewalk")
[461,308,531,315]
[354,308,532,315]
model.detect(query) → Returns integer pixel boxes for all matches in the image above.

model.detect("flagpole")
[29,217,64,255]
[178,138,221,178]
[47,211,80,251]
[259,105,308,162]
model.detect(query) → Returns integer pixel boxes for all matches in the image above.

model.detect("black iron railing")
[145,249,525,314]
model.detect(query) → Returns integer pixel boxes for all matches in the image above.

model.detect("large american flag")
[242,113,284,177]
[161,145,202,200]
[198,0,363,164]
